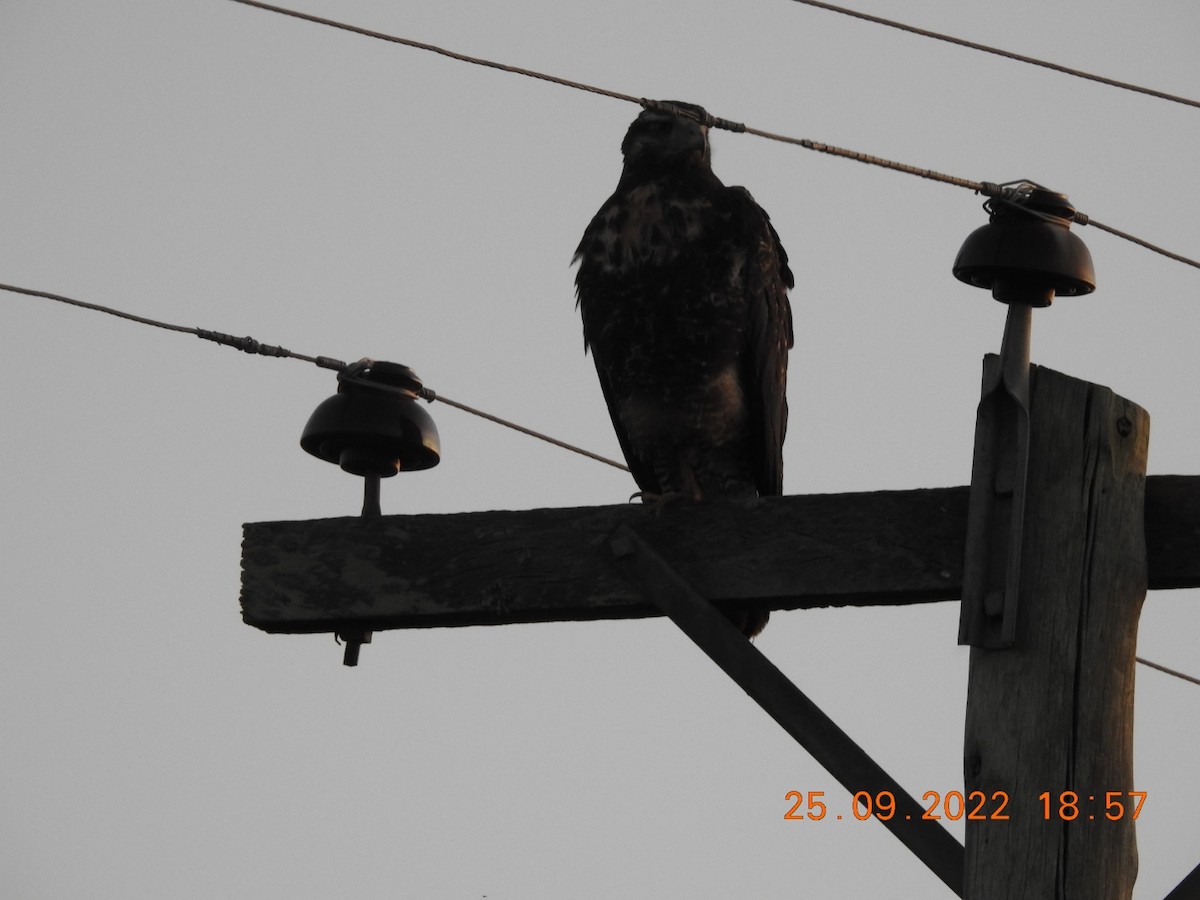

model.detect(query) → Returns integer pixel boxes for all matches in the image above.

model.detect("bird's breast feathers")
[581,183,711,275]
[616,363,748,446]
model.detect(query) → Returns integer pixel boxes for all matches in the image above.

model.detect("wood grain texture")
[241,469,1199,634]
[241,487,968,632]
[962,364,1147,900]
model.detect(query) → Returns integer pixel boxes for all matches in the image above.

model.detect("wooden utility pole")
[962,364,1147,899]
[241,368,1197,898]
[238,178,1200,897]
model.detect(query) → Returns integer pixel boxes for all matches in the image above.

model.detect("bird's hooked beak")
[621,106,711,169]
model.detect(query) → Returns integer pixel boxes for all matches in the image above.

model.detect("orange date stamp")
[784,790,1146,822]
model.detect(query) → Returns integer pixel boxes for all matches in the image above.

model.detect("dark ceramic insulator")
[953,186,1096,307]
[300,361,441,477]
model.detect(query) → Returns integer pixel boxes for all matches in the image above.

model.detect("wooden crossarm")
[241,476,1200,634]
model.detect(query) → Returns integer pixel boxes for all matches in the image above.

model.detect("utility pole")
[961,363,1147,899]
[241,461,1196,897]
[239,184,1198,897]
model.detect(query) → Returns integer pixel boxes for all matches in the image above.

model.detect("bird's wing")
[589,347,660,495]
[573,203,662,496]
[731,187,794,497]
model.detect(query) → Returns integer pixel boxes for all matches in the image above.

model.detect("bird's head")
[620,101,711,173]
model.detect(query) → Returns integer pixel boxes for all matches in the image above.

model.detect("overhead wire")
[6,8,1200,691]
[8,8,1199,451]
[224,0,642,107]
[0,282,630,473]
[1137,656,1200,687]
[0,283,347,368]
[8,280,1200,687]
[787,0,1200,111]
[224,0,1200,272]
[420,391,629,473]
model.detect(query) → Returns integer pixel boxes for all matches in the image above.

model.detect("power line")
[0,281,630,473]
[0,282,346,368]
[788,0,1200,111]
[224,0,1199,272]
[1085,219,1200,270]
[4,281,1200,687]
[420,390,629,473]
[225,0,641,107]
[1137,656,1200,687]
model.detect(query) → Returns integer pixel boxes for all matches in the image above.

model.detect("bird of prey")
[573,101,794,637]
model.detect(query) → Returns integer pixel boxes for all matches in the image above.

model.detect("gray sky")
[2,1,1197,897]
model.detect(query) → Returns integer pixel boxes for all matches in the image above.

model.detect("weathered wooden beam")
[241,475,1200,633]
[241,487,969,633]
[1144,475,1200,590]
[963,364,1145,900]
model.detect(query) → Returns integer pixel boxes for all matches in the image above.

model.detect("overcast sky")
[2,1,1198,898]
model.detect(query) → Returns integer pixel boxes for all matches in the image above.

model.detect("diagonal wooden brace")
[608,523,965,897]
[1163,860,1200,900]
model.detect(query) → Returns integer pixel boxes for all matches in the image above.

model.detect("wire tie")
[637,97,741,131]
[195,328,293,359]
[712,115,747,133]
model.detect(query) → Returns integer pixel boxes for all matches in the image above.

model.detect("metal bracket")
[608,523,964,897]
[959,304,1033,648]
[337,629,372,667]
[338,473,381,666]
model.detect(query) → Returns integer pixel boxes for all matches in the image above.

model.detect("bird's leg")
[628,450,702,513]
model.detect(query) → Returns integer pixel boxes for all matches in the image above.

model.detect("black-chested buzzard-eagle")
[573,101,794,637]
